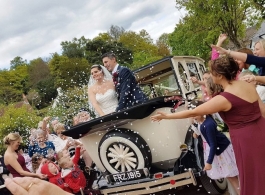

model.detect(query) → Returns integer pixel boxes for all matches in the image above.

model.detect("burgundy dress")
[219,92,265,195]
[6,153,30,177]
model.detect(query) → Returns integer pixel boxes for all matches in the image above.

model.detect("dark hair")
[101,52,117,60]
[91,64,102,70]
[209,56,239,83]
[90,64,105,76]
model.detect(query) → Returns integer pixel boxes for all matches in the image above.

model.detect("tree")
[156,33,171,57]
[61,36,90,58]
[169,15,213,60]
[254,0,265,19]
[174,0,263,49]
[108,25,125,41]
[86,39,133,66]
[28,58,50,88]
[119,30,161,69]
[0,104,41,153]
[10,56,27,70]
[0,66,29,104]
[48,54,90,90]
[35,76,57,108]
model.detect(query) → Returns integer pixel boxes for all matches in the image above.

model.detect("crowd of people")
[151,36,265,195]
[0,52,148,195]
[1,38,265,195]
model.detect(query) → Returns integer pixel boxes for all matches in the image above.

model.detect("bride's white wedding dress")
[96,89,118,115]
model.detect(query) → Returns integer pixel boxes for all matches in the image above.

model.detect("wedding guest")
[0,155,11,184]
[151,56,265,195]
[57,146,86,194]
[76,110,91,123]
[3,133,45,179]
[211,44,265,75]
[28,129,55,158]
[18,147,32,172]
[190,71,211,101]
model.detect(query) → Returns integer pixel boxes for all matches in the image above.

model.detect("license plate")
[106,168,149,183]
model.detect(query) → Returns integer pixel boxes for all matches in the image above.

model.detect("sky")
[0,0,186,70]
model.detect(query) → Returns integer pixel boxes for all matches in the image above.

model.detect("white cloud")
[0,0,184,69]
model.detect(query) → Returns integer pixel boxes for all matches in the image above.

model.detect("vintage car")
[63,56,228,195]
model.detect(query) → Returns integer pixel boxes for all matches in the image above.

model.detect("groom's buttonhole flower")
[113,72,119,85]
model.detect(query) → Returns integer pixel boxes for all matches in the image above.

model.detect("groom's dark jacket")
[113,65,148,111]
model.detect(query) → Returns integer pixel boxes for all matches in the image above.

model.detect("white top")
[95,89,118,115]
[112,64,119,74]
[256,85,265,102]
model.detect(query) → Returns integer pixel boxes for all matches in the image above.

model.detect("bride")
[88,64,118,117]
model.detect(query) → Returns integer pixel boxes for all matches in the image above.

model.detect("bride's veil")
[88,64,112,117]
[88,64,112,88]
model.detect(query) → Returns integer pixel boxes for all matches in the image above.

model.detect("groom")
[102,52,148,111]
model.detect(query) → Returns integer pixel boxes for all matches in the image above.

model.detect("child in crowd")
[57,146,86,194]
[41,161,72,193]
[190,71,211,101]
[190,100,240,195]
[31,153,47,174]
[239,70,265,103]
[76,110,91,123]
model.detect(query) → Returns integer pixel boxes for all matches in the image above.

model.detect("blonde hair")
[3,133,22,145]
[255,39,265,51]
[77,111,90,119]
[56,150,67,168]
[53,123,65,133]
[238,70,255,79]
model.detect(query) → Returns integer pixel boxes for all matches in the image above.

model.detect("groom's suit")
[113,65,148,111]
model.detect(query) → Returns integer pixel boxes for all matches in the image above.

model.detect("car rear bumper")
[100,169,196,195]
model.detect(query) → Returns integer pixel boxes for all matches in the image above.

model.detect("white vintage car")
[64,56,227,195]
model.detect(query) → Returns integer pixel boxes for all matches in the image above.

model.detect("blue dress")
[28,141,55,157]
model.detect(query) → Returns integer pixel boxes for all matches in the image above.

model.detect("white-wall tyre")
[99,129,152,174]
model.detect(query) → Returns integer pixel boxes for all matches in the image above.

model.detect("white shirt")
[112,64,119,74]
[256,85,265,102]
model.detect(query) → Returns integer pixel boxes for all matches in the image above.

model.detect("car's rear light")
[170,179,176,185]
[153,172,163,179]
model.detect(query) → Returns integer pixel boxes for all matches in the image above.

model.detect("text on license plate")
[107,169,148,183]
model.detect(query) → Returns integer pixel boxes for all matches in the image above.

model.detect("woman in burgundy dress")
[4,133,46,179]
[151,56,265,195]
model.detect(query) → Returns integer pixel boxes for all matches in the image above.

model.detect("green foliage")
[0,65,29,104]
[47,86,91,126]
[119,30,161,69]
[28,58,50,88]
[36,76,57,108]
[10,56,28,70]
[156,33,171,57]
[61,36,90,59]
[86,39,133,66]
[169,15,213,60]
[0,104,41,154]
[173,0,263,51]
[48,54,91,90]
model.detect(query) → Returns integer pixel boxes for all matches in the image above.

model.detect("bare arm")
[5,154,45,179]
[240,75,265,85]
[151,95,231,121]
[88,87,105,116]
[211,45,247,62]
